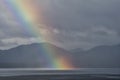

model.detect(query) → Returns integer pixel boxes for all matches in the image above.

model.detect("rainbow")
[2,0,73,70]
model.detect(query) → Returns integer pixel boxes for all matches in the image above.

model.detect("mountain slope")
[72,44,120,68]
[0,43,72,68]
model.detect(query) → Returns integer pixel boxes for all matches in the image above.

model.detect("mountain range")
[72,44,120,68]
[0,43,72,68]
[0,43,120,68]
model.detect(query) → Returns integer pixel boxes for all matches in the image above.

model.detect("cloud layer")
[0,0,120,50]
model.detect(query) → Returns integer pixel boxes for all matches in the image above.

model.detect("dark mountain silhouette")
[0,43,120,68]
[72,44,120,68]
[0,43,72,68]
[71,48,85,54]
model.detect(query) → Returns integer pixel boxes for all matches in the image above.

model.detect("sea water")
[0,68,120,76]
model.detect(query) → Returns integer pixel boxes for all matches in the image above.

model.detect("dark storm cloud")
[42,0,120,49]
[0,0,120,49]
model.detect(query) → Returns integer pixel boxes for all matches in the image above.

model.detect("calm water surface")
[0,68,120,76]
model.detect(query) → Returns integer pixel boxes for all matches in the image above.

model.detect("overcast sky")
[0,0,120,50]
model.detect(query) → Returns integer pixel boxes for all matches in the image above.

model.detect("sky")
[0,0,120,50]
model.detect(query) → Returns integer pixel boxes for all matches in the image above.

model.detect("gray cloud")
[42,0,120,49]
[0,0,120,50]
